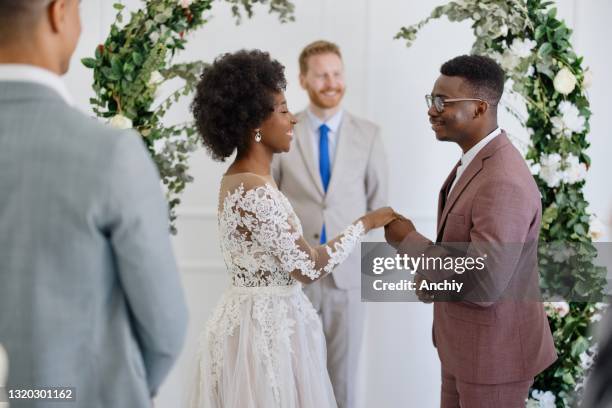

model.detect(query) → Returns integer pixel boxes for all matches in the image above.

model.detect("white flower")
[530,390,556,408]
[561,154,587,184]
[583,68,593,89]
[553,67,577,95]
[152,138,166,155]
[179,0,192,7]
[148,70,164,86]
[559,101,586,133]
[149,31,160,43]
[551,102,586,137]
[109,114,133,129]
[529,161,541,176]
[499,24,509,37]
[550,116,568,137]
[591,313,602,322]
[499,50,520,71]
[538,153,563,187]
[580,351,594,370]
[510,38,537,59]
[589,214,605,240]
[545,301,570,317]
[527,65,535,76]
[0,343,7,387]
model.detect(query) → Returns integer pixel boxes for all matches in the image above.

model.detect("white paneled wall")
[63,1,611,407]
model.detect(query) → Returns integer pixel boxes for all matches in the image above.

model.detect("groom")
[385,55,557,407]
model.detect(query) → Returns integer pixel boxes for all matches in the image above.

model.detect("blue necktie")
[319,124,331,244]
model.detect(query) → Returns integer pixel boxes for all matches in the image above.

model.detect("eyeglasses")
[425,94,489,113]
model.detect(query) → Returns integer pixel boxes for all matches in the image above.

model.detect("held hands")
[414,273,435,303]
[361,207,397,231]
[384,213,416,248]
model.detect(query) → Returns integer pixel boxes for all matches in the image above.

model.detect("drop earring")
[255,130,262,143]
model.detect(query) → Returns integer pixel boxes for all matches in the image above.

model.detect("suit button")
[314,233,320,239]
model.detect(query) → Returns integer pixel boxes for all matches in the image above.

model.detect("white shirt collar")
[0,64,73,106]
[460,127,501,167]
[306,108,343,134]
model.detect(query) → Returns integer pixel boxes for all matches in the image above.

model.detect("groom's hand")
[384,215,416,248]
[414,273,435,303]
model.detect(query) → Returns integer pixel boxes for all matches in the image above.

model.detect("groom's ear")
[474,101,488,118]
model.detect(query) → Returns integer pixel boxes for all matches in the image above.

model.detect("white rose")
[109,114,133,129]
[582,68,593,89]
[148,70,164,86]
[553,67,577,95]
[179,0,192,7]
[0,343,7,387]
[547,301,570,317]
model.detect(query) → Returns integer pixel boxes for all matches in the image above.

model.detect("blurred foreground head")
[0,0,81,74]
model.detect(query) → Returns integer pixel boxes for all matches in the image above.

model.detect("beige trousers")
[304,275,365,408]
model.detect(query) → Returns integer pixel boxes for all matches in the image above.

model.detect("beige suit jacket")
[272,110,388,289]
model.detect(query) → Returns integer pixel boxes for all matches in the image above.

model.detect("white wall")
[63,1,612,406]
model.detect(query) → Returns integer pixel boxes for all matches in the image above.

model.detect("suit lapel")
[437,161,461,228]
[295,111,324,196]
[436,132,510,239]
[326,112,353,195]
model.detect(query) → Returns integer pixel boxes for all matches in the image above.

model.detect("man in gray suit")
[272,40,388,408]
[0,1,188,407]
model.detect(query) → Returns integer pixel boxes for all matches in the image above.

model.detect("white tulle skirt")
[191,283,337,408]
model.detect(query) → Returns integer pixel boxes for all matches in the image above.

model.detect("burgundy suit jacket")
[402,132,557,384]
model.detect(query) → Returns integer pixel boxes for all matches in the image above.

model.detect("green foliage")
[83,0,294,232]
[396,0,607,406]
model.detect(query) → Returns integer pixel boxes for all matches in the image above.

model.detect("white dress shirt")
[449,127,502,194]
[0,64,73,105]
[306,108,344,168]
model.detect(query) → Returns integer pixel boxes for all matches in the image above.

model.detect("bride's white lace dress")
[191,173,365,408]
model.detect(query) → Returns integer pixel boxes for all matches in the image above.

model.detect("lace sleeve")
[238,183,365,283]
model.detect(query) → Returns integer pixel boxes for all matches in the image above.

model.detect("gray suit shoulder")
[51,105,150,170]
[344,111,380,140]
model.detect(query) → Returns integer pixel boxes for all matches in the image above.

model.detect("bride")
[190,49,396,408]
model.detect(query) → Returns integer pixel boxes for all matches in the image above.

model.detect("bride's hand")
[361,207,397,231]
